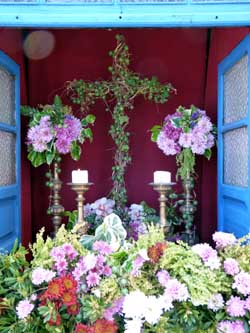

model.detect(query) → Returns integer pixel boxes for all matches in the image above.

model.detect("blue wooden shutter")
[0,51,20,252]
[218,36,250,238]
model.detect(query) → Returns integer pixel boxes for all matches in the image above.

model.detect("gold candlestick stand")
[67,182,93,234]
[51,162,64,234]
[150,182,176,235]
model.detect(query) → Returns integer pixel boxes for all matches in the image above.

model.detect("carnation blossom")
[16,299,34,319]
[224,258,240,276]
[93,240,113,255]
[217,320,245,333]
[226,296,246,317]
[86,272,100,287]
[192,243,221,269]
[157,270,170,287]
[31,267,56,285]
[213,231,237,249]
[122,290,148,319]
[157,132,180,156]
[143,295,163,324]
[233,272,250,296]
[163,278,189,302]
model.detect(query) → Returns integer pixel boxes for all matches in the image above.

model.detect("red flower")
[61,274,77,291]
[67,302,80,315]
[75,323,94,333]
[93,319,118,333]
[48,312,61,326]
[62,291,77,306]
[148,242,167,263]
[46,278,64,299]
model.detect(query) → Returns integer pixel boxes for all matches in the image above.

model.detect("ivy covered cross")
[67,35,175,209]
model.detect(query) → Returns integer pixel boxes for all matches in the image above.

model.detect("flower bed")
[0,225,250,333]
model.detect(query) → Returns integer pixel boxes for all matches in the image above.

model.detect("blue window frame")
[218,35,250,237]
[0,1,250,27]
[0,51,21,252]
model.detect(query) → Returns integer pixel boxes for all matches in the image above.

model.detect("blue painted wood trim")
[0,52,21,246]
[0,3,250,27]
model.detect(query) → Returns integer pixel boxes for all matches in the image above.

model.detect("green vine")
[176,148,195,180]
[67,35,175,208]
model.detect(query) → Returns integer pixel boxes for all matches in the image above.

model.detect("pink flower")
[213,232,236,250]
[217,320,245,333]
[192,243,221,270]
[103,297,124,320]
[233,272,250,296]
[207,293,224,311]
[226,296,246,317]
[224,258,240,276]
[196,116,213,133]
[16,300,34,319]
[62,243,78,260]
[157,270,170,287]
[102,265,112,277]
[31,267,56,285]
[179,132,192,148]
[86,272,100,287]
[93,241,113,255]
[244,296,250,311]
[164,279,189,302]
[157,131,180,156]
[54,258,68,274]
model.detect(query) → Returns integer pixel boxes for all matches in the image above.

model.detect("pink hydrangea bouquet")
[21,95,95,167]
[151,105,216,180]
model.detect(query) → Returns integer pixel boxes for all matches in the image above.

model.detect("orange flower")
[74,323,94,333]
[46,278,64,299]
[62,291,77,306]
[61,274,77,291]
[93,319,118,333]
[148,242,167,263]
[67,302,80,315]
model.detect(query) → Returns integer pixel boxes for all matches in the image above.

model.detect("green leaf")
[46,150,55,165]
[53,95,63,111]
[83,128,93,142]
[150,125,161,142]
[204,148,212,160]
[85,114,96,125]
[70,142,81,161]
[28,151,46,167]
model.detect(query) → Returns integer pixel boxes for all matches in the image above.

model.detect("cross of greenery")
[67,35,175,209]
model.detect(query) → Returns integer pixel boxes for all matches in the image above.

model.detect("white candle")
[72,169,88,184]
[154,171,171,184]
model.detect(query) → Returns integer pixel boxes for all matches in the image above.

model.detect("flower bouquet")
[1,224,250,333]
[151,105,216,180]
[21,95,96,167]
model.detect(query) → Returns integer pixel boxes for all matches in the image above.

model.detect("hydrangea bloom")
[164,278,189,302]
[90,197,115,217]
[213,231,237,250]
[226,296,246,317]
[233,272,250,296]
[192,243,221,270]
[16,299,34,319]
[224,258,240,276]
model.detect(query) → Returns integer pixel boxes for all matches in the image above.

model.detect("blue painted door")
[218,36,250,238]
[0,51,20,252]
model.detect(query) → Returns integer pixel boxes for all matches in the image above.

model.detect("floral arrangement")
[82,197,159,240]
[21,95,96,167]
[1,225,250,333]
[151,105,216,180]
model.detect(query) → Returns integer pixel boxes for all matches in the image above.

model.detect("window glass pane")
[120,0,185,2]
[192,0,250,3]
[223,127,248,187]
[223,54,248,125]
[0,66,15,126]
[46,0,112,2]
[0,131,16,186]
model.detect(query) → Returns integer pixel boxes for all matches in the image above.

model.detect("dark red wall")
[0,29,32,247]
[27,29,208,236]
[201,27,250,242]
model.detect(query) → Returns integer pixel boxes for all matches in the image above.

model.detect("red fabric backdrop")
[27,28,207,236]
[0,28,32,247]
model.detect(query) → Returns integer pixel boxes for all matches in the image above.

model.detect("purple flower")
[103,297,124,320]
[16,299,34,319]
[157,131,180,156]
[213,231,237,250]
[226,296,246,317]
[91,197,115,217]
[64,115,82,141]
[55,136,72,154]
[224,258,240,276]
[157,270,170,287]
[93,240,113,255]
[128,204,144,221]
[196,115,213,133]
[128,220,147,241]
[233,272,250,296]
[131,250,149,277]
[190,132,207,155]
[86,271,100,287]
[244,296,250,311]
[207,293,224,311]
[217,320,246,333]
[179,132,192,148]
[54,258,68,274]
[102,265,112,276]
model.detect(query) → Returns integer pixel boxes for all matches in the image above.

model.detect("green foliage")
[176,148,195,181]
[67,35,175,208]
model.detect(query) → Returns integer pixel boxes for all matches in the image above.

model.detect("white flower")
[138,249,149,261]
[16,299,34,319]
[124,318,143,333]
[31,267,56,285]
[144,296,163,324]
[83,254,97,272]
[158,295,174,311]
[122,290,148,319]
[207,293,224,311]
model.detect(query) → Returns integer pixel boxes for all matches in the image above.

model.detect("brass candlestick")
[51,162,64,234]
[68,182,93,234]
[150,182,176,234]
